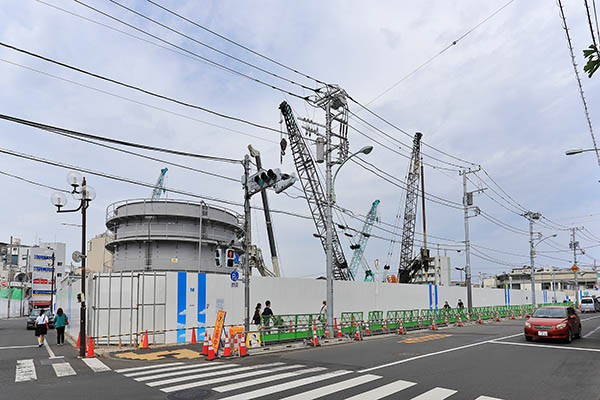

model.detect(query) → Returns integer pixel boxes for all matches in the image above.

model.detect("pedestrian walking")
[54,308,68,346]
[457,299,464,309]
[319,300,327,322]
[34,309,49,347]
[262,300,274,330]
[252,303,262,325]
[443,301,451,310]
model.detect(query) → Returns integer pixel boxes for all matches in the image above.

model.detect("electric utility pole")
[243,155,251,333]
[570,226,584,307]
[459,168,484,311]
[523,211,541,306]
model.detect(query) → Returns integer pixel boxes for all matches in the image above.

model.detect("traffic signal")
[245,168,296,196]
[215,248,222,267]
[225,248,237,268]
[274,172,297,193]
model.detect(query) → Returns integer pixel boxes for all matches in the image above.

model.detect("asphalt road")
[3,313,600,399]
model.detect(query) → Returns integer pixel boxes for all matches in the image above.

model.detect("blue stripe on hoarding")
[428,284,432,310]
[177,272,186,343]
[434,285,438,310]
[508,287,510,306]
[197,273,206,334]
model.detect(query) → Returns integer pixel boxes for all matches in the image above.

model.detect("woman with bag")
[54,308,68,346]
[34,309,49,347]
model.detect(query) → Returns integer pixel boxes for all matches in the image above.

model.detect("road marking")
[114,348,203,360]
[213,366,323,393]
[123,362,226,377]
[44,339,64,359]
[52,362,77,377]
[0,345,39,350]
[151,362,284,388]
[359,333,522,373]
[580,315,600,322]
[171,365,318,392]
[583,324,600,338]
[475,396,504,400]
[15,359,36,382]
[115,362,184,373]
[135,363,237,381]
[410,387,457,399]
[82,357,111,372]
[217,370,352,400]
[400,334,452,344]
[279,374,382,400]
[489,340,600,353]
[344,379,417,400]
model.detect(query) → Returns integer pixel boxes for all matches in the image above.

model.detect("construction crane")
[398,132,423,283]
[348,200,380,280]
[279,101,350,280]
[151,168,168,200]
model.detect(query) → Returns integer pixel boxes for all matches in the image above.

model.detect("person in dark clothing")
[54,308,68,345]
[252,303,262,325]
[457,299,464,309]
[443,301,451,310]
[262,300,274,328]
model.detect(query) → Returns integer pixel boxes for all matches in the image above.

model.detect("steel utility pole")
[420,155,428,283]
[243,155,251,333]
[570,226,584,307]
[523,211,541,307]
[459,168,483,311]
[325,97,335,338]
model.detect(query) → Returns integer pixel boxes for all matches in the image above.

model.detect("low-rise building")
[412,256,452,286]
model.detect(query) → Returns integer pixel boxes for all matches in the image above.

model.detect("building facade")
[412,256,452,286]
[87,233,114,273]
[105,199,244,273]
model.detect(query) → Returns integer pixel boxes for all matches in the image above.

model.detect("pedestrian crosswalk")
[13,357,111,382]
[114,360,506,399]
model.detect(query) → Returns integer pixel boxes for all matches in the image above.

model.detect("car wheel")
[525,336,533,342]
[565,329,572,343]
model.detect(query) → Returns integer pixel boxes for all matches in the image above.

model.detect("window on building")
[57,262,62,266]
[512,283,521,289]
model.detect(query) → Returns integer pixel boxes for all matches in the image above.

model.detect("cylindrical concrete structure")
[105,199,243,273]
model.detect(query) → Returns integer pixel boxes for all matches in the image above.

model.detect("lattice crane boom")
[151,167,168,201]
[279,101,350,280]
[398,133,422,281]
[349,200,380,279]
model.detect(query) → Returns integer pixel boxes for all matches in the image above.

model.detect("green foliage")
[583,44,600,78]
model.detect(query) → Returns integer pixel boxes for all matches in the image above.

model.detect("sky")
[1,0,600,283]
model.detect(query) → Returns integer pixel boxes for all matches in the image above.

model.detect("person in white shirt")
[34,309,49,347]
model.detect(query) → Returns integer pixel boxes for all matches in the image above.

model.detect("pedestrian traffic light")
[215,248,222,267]
[225,248,236,268]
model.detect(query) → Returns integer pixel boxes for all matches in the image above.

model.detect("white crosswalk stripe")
[342,379,417,400]
[113,360,504,400]
[279,374,382,400]
[52,362,77,377]
[15,359,36,382]
[410,387,458,400]
[82,357,111,372]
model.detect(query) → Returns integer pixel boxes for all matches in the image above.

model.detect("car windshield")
[582,298,593,304]
[30,309,41,317]
[532,308,567,318]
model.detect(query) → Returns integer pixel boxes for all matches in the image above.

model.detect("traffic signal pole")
[243,155,251,333]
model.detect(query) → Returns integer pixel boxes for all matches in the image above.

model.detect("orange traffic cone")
[239,334,248,357]
[418,317,422,329]
[206,339,216,361]
[191,327,197,344]
[397,319,405,335]
[202,333,209,355]
[76,331,81,348]
[466,313,471,321]
[86,337,95,358]
[431,317,437,330]
[354,322,362,341]
[496,313,501,322]
[311,324,320,346]
[334,318,342,338]
[511,312,516,320]
[232,333,238,355]
[139,330,149,349]
[365,321,371,336]
[383,319,388,333]
[457,315,463,327]
[289,321,294,333]
[478,313,483,324]
[223,333,232,358]
[444,316,448,326]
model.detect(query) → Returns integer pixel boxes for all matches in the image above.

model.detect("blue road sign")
[230,270,239,282]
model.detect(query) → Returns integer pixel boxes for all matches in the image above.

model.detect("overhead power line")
[0,41,282,136]
[107,0,318,93]
[72,0,309,100]
[145,0,327,86]
[0,169,69,193]
[0,113,241,164]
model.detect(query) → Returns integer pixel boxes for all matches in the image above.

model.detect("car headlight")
[556,323,567,329]
[525,322,531,328]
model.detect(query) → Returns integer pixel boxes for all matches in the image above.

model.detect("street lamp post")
[51,172,95,358]
[327,145,373,337]
[455,267,465,286]
[565,148,600,155]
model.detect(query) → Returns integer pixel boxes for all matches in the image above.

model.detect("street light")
[325,144,373,337]
[565,148,599,156]
[51,173,95,358]
[455,267,465,286]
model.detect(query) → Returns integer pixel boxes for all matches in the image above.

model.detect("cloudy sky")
[1,0,599,282]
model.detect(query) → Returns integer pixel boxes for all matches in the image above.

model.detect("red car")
[524,306,581,343]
